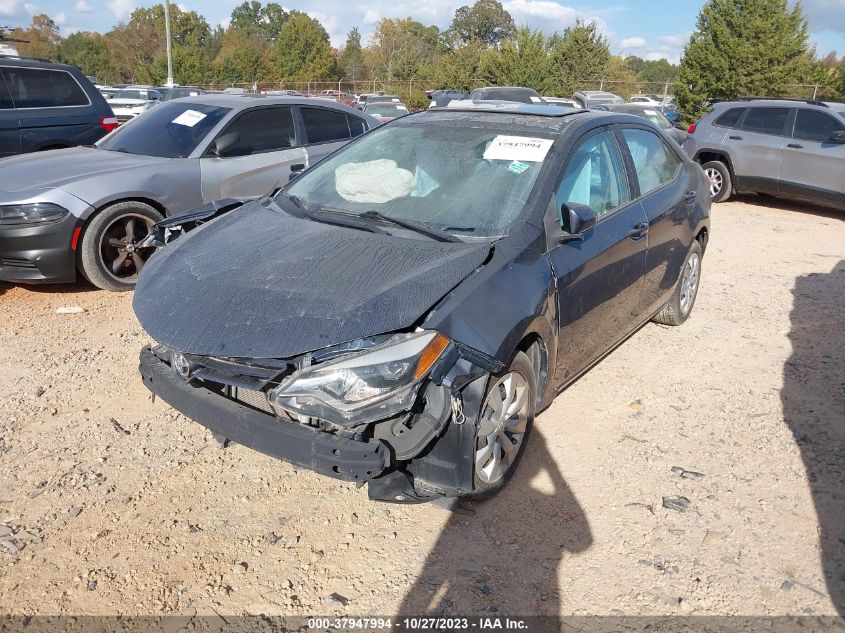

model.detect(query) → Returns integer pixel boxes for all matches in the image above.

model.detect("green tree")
[367,18,441,81]
[436,40,485,90]
[674,0,810,122]
[230,1,288,41]
[547,19,610,96]
[625,56,680,84]
[214,28,274,85]
[480,26,552,93]
[57,32,116,83]
[448,0,515,48]
[338,27,365,80]
[273,11,336,81]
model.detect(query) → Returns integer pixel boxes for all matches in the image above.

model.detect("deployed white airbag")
[335,159,415,203]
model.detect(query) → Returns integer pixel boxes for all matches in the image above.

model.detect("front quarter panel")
[63,159,203,220]
[422,228,557,383]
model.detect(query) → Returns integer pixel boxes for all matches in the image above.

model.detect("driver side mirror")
[212,132,240,158]
[829,130,845,144]
[557,203,597,243]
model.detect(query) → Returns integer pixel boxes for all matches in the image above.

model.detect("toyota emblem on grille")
[172,352,191,379]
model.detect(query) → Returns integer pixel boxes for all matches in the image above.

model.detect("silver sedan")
[0,95,379,290]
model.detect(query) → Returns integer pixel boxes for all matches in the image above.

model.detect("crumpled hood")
[133,201,490,359]
[0,147,167,194]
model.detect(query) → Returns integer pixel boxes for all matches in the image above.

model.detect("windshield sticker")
[530,96,542,103]
[484,135,553,162]
[507,160,530,174]
[171,109,207,127]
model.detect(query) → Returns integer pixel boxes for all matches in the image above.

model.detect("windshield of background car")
[285,123,553,237]
[97,102,230,158]
[366,105,408,116]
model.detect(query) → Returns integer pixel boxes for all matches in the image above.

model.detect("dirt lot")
[0,197,843,618]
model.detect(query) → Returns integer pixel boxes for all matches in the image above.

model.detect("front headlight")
[0,203,68,225]
[267,331,450,426]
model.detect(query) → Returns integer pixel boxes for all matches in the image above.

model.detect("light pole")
[164,0,174,87]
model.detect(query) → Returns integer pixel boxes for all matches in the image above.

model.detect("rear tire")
[79,201,162,292]
[464,351,536,501]
[653,240,703,326]
[701,160,732,203]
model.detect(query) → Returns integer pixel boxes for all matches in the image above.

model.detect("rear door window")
[3,67,89,108]
[348,115,367,137]
[793,108,845,142]
[300,107,350,144]
[0,72,13,109]
[741,107,789,135]
[714,107,745,128]
[621,128,682,195]
[218,106,297,156]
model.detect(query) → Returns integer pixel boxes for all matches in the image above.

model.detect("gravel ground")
[0,196,843,618]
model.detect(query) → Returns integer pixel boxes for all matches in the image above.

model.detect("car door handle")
[786,143,803,149]
[629,222,649,240]
[684,191,697,204]
[728,135,743,140]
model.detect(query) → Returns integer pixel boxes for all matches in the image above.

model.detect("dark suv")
[687,98,845,208]
[0,56,117,158]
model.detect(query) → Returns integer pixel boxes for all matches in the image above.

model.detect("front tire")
[465,351,536,501]
[79,201,162,292]
[653,240,703,326]
[701,160,732,203]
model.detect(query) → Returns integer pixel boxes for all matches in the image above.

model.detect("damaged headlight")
[267,331,450,426]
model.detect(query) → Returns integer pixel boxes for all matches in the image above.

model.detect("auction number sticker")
[484,135,553,162]
[171,109,207,127]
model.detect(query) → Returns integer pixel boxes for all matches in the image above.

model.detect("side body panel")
[199,147,308,201]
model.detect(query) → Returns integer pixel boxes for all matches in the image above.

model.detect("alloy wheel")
[680,252,700,315]
[704,167,723,197]
[98,213,156,282]
[475,372,530,484]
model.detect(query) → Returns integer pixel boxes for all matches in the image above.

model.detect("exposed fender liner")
[373,384,451,460]
[454,342,503,374]
[141,198,248,247]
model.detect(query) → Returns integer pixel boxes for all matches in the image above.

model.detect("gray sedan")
[0,95,378,290]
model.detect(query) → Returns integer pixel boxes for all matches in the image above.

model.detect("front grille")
[186,354,290,390]
[229,386,274,414]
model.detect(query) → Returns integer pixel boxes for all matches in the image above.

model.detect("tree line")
[2,0,844,119]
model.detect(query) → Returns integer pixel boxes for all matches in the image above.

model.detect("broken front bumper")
[139,347,388,482]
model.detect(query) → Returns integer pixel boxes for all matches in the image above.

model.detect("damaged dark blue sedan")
[134,102,710,502]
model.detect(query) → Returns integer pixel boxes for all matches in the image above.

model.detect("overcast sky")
[1,0,843,63]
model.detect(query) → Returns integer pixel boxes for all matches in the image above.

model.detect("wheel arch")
[76,197,167,274]
[695,149,735,179]
[516,332,550,410]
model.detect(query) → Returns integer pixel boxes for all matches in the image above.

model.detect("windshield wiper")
[358,210,461,243]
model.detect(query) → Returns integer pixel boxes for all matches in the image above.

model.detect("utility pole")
[164,0,174,87]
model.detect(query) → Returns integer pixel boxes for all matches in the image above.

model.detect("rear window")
[741,107,789,135]
[2,67,89,108]
[301,107,351,144]
[480,88,540,104]
[714,107,745,128]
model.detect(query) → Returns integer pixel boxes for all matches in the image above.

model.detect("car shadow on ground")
[398,429,592,616]
[0,279,99,295]
[782,259,845,615]
[735,194,845,221]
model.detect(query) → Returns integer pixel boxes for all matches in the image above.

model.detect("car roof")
[0,56,83,73]
[713,98,845,109]
[408,102,651,135]
[167,94,378,120]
